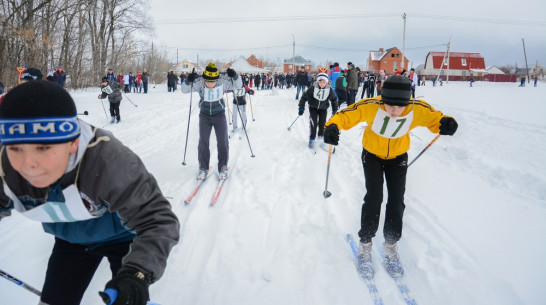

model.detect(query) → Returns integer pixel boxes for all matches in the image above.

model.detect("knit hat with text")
[380,75,412,106]
[203,63,219,81]
[0,81,80,144]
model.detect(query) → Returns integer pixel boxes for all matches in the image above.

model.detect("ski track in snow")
[1,82,544,305]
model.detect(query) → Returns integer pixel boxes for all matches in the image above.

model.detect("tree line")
[0,0,172,89]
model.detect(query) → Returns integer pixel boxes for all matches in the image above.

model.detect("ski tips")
[323,190,332,198]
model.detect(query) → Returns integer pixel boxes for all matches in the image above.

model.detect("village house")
[283,55,313,73]
[367,47,409,73]
[246,55,264,69]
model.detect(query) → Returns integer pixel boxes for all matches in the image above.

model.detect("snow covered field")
[1,80,545,305]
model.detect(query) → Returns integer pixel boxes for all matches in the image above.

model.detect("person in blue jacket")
[53,65,66,87]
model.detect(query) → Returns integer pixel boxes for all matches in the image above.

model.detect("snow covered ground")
[1,80,545,305]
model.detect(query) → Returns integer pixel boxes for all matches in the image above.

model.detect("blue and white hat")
[0,81,80,144]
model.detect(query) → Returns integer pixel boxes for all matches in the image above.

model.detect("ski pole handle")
[100,288,159,305]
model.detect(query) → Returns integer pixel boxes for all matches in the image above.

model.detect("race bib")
[102,85,113,94]
[313,88,330,101]
[5,184,99,223]
[204,85,223,102]
[235,87,246,97]
[371,108,413,139]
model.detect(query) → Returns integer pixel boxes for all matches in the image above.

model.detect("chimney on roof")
[379,48,384,52]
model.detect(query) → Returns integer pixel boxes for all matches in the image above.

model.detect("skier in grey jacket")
[181,62,242,180]
[99,77,124,123]
[0,81,179,305]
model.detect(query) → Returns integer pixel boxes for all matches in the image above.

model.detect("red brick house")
[283,55,313,73]
[246,55,264,69]
[368,47,409,73]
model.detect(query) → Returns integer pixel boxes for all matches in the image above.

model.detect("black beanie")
[202,63,219,81]
[381,75,412,106]
[0,81,80,144]
[21,67,44,81]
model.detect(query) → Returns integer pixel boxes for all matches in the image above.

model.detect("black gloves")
[323,124,340,145]
[298,108,304,116]
[439,117,458,136]
[227,68,236,78]
[186,72,197,83]
[100,267,149,305]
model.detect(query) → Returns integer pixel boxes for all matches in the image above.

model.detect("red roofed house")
[421,51,488,80]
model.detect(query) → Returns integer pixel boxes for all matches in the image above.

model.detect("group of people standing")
[105,68,150,94]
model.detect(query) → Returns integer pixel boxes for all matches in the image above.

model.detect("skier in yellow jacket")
[323,75,457,278]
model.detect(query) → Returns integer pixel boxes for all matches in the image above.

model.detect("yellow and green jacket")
[325,97,449,159]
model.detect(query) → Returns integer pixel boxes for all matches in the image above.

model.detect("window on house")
[393,61,397,70]
[444,58,448,66]
[391,54,395,57]
[461,58,467,66]
[396,54,400,58]
[289,65,292,68]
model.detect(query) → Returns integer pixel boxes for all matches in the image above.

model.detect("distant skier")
[231,85,254,131]
[98,76,124,123]
[323,75,458,278]
[298,72,339,149]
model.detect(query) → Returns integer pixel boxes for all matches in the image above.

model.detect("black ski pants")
[358,149,408,244]
[40,237,131,305]
[198,113,229,172]
[109,101,121,121]
[308,107,327,140]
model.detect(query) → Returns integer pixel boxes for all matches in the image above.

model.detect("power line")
[154,13,546,27]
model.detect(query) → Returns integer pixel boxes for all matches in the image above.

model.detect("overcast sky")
[147,0,546,70]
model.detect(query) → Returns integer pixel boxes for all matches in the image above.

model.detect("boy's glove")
[298,108,304,116]
[439,117,458,136]
[323,124,340,145]
[186,72,197,83]
[227,68,236,78]
[100,267,149,305]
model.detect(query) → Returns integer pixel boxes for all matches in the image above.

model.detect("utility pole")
[436,37,450,84]
[292,34,296,74]
[401,13,406,70]
[522,38,530,83]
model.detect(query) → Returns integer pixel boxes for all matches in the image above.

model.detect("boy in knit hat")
[0,81,179,305]
[323,75,458,278]
[231,85,255,132]
[298,72,339,149]
[181,62,242,180]
[99,76,124,123]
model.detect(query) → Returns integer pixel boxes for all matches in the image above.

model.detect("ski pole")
[78,111,89,116]
[287,115,300,131]
[230,78,255,157]
[97,95,109,120]
[408,134,440,167]
[323,144,333,198]
[248,93,255,121]
[0,268,41,296]
[181,68,195,166]
[122,92,138,107]
[99,288,159,305]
